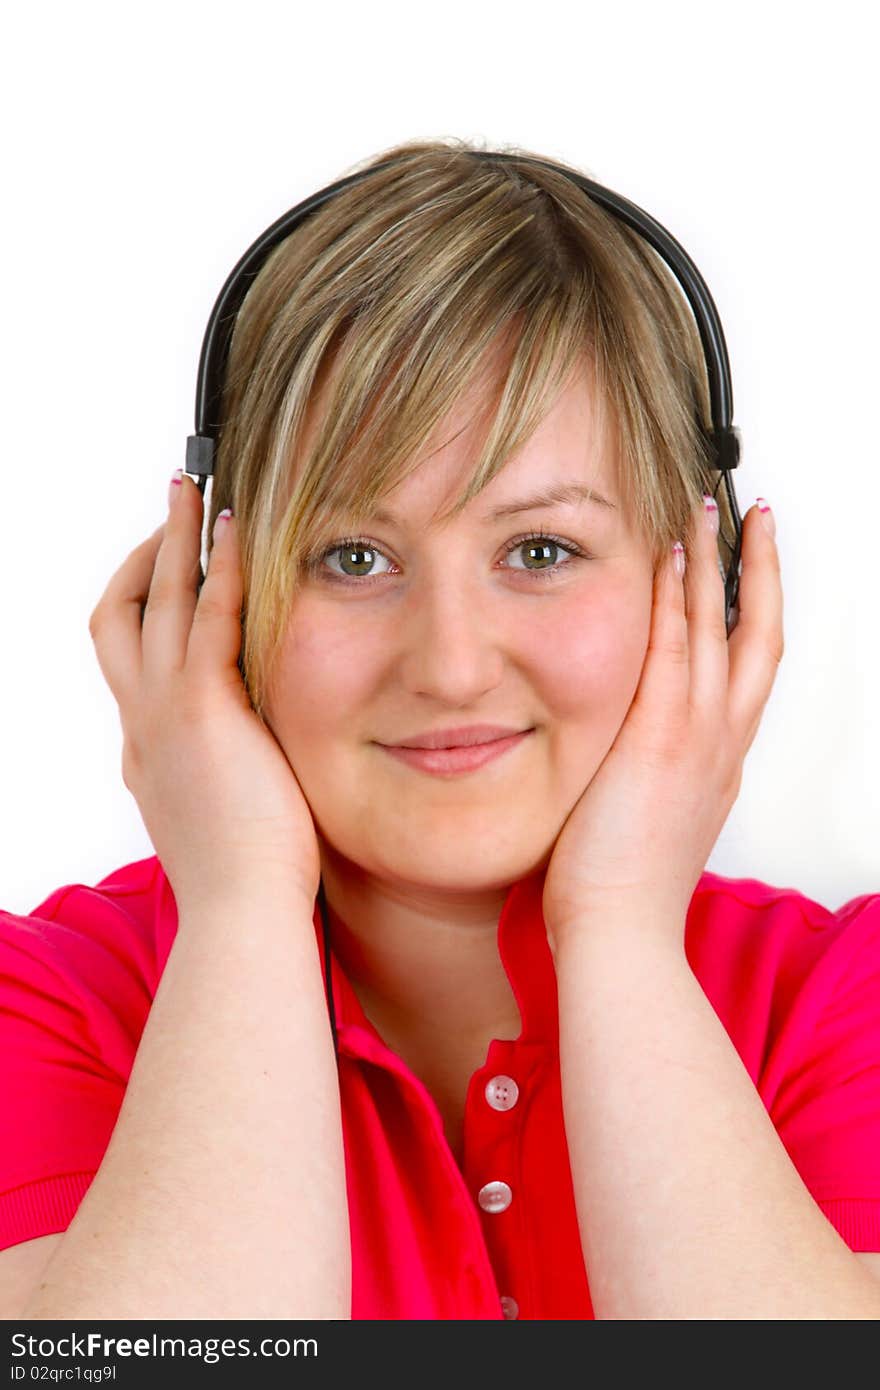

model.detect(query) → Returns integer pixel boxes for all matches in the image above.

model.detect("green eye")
[502,531,587,576]
[509,538,564,570]
[319,539,395,580]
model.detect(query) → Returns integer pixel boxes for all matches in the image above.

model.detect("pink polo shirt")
[1,855,879,1319]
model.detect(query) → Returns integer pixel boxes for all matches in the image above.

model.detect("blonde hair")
[207,136,734,722]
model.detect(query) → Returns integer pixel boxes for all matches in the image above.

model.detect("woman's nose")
[398,578,506,704]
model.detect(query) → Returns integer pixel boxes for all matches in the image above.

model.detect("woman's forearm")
[553,911,880,1320]
[21,880,351,1320]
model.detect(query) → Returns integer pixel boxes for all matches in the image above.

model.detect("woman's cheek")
[534,588,650,720]
[265,609,372,753]
[290,605,374,693]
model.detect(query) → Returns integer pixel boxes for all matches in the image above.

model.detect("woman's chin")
[355,836,554,896]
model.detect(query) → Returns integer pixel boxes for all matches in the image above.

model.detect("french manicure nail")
[702,494,719,534]
[168,468,183,509]
[756,497,776,539]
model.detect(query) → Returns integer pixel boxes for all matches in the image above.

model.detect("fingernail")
[756,497,776,539]
[168,468,183,509]
[702,493,719,535]
[672,540,686,578]
[213,507,233,541]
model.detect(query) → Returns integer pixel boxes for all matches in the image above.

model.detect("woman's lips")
[377,728,534,776]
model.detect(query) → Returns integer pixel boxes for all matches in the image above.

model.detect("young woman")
[2,139,879,1321]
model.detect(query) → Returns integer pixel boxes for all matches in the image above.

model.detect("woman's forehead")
[362,361,620,527]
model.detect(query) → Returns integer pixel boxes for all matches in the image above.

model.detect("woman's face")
[262,357,656,894]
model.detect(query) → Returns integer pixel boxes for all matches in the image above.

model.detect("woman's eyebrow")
[482,482,617,521]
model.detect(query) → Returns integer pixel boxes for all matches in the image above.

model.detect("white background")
[1,0,876,916]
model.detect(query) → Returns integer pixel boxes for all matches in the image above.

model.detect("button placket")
[477,1071,518,1214]
[473,1048,534,1320]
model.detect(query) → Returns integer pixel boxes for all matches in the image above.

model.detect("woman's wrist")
[172,868,318,931]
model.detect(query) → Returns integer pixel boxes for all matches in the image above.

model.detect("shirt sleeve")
[0,868,160,1250]
[764,893,880,1250]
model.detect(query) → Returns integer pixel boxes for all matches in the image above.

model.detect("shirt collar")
[311,871,558,1057]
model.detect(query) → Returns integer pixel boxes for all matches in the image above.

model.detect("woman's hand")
[89,470,322,915]
[542,495,784,954]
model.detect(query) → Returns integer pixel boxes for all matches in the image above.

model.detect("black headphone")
[182,151,745,1064]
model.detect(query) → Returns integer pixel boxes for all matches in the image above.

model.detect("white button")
[478,1180,512,1213]
[485,1074,519,1111]
[500,1294,519,1319]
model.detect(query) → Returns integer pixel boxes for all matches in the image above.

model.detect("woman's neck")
[317,843,524,1050]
